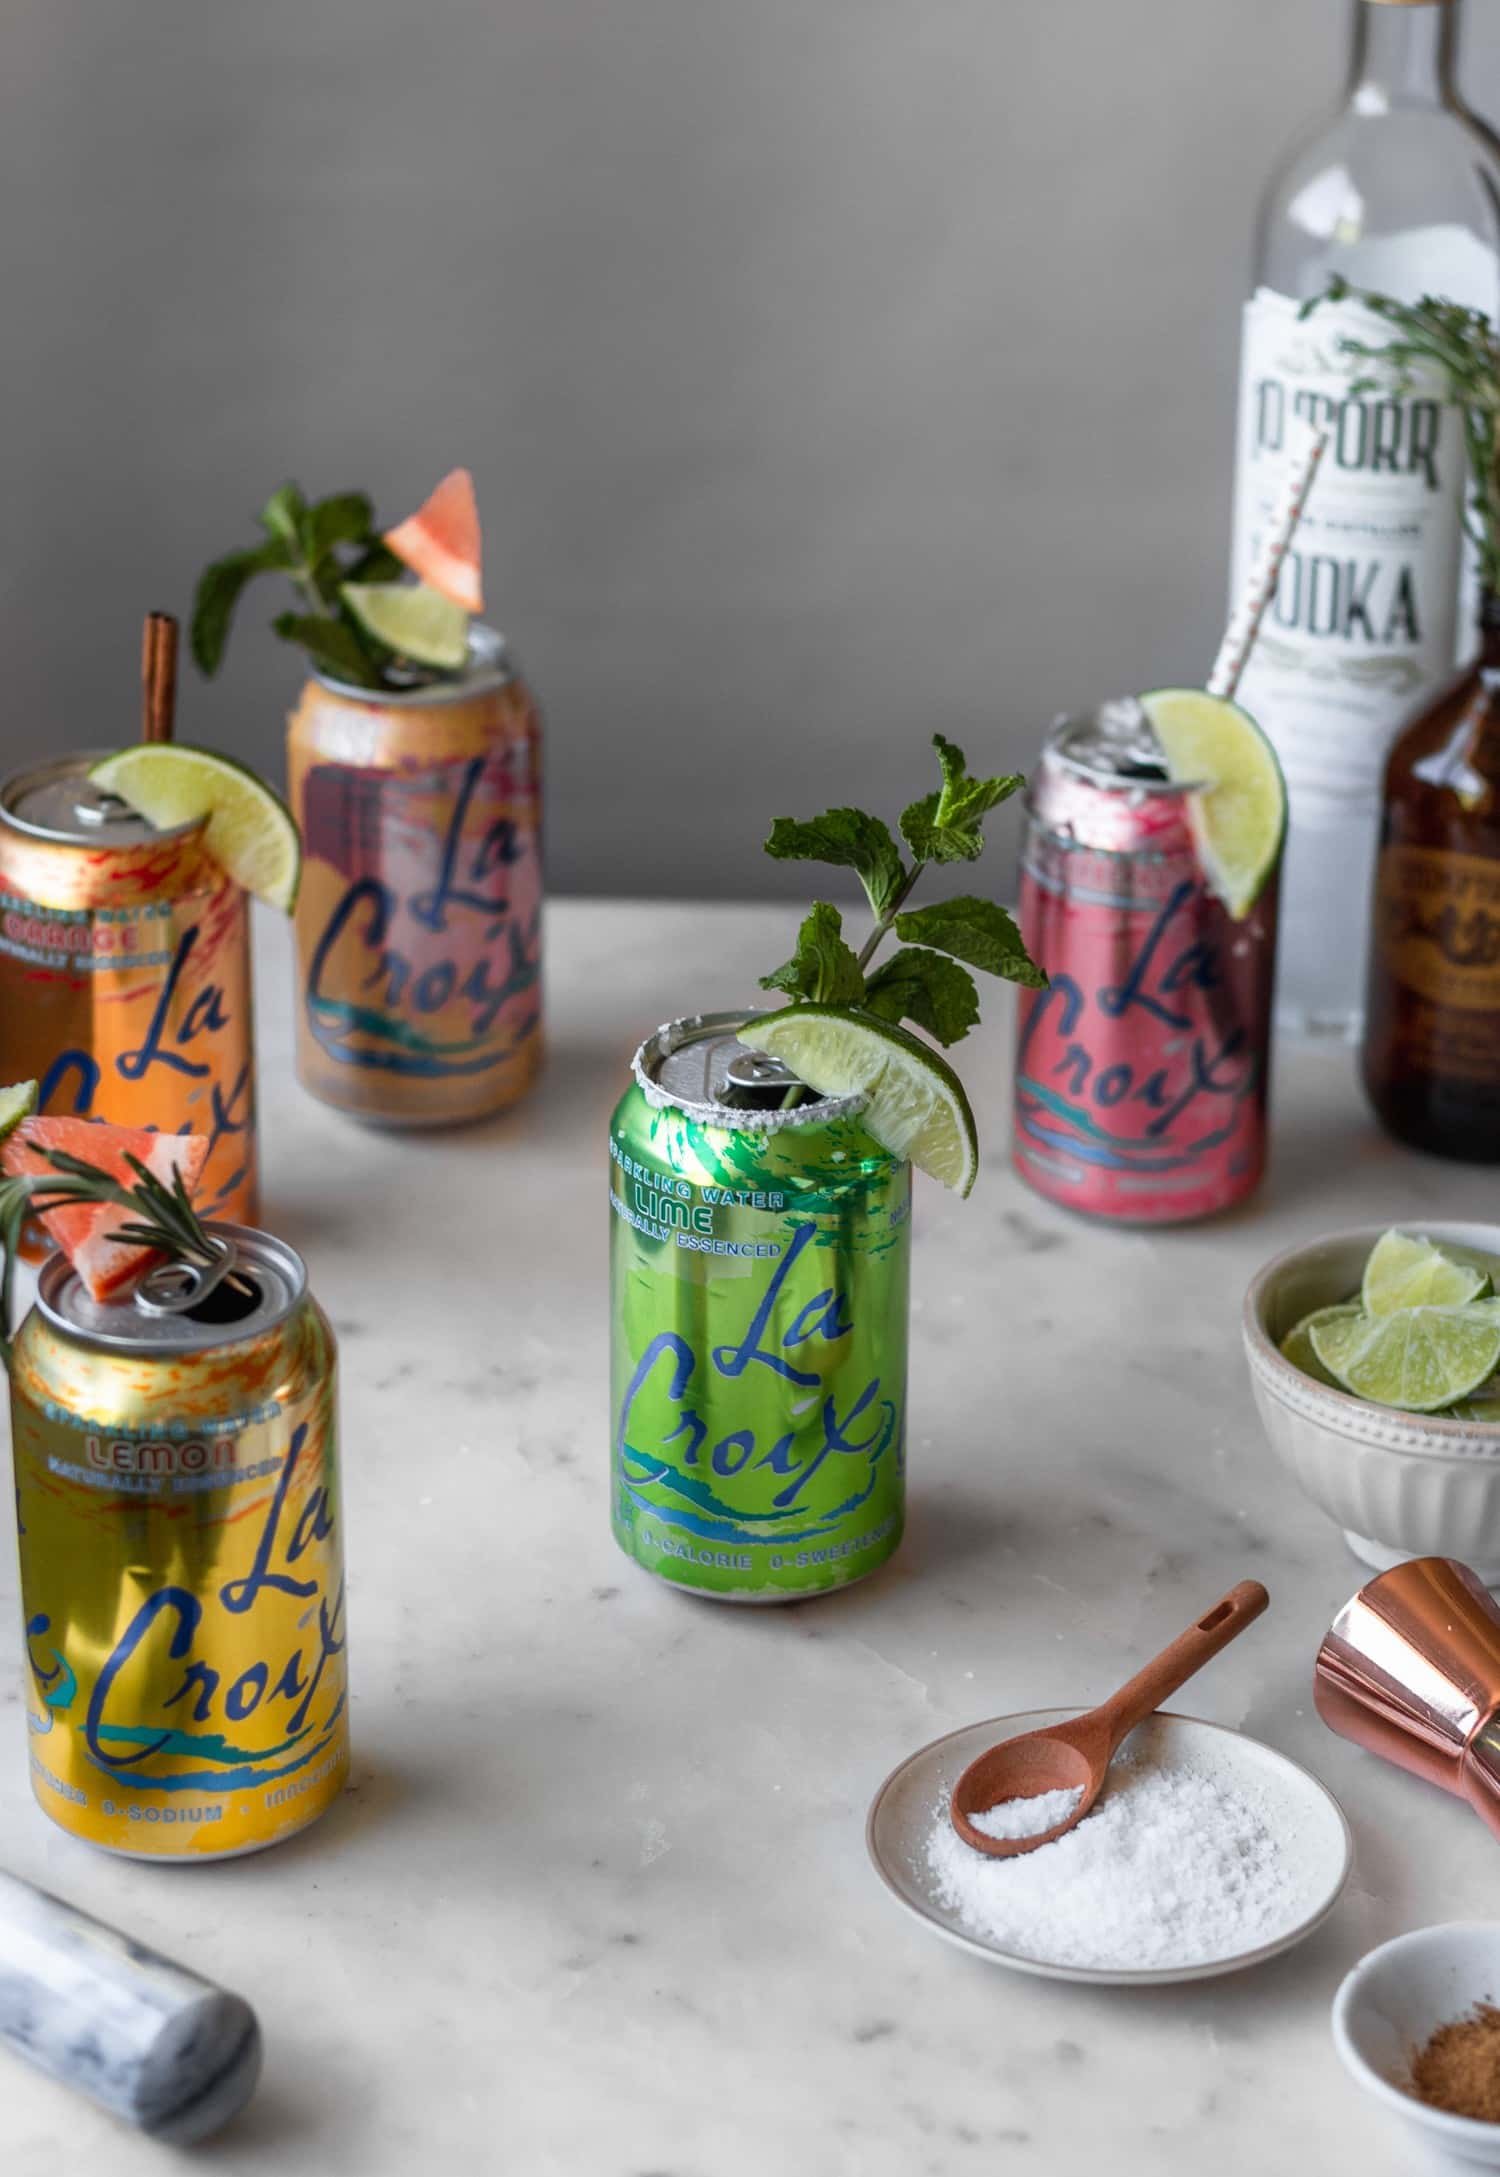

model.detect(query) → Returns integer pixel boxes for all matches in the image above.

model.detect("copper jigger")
[1314,1556,1500,1840]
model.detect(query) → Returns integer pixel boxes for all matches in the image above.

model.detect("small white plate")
[867,1707,1353,1986]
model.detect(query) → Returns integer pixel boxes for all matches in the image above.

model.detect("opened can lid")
[1,752,196,847]
[36,1225,308,1354]
[634,1011,868,1133]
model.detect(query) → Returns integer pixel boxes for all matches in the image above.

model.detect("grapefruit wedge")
[384,468,484,615]
[2,1115,208,1301]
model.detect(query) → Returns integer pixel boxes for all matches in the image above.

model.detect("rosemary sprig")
[1303,279,1500,593]
[0,1148,222,1369]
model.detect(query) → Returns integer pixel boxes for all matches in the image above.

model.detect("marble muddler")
[0,1868,261,2143]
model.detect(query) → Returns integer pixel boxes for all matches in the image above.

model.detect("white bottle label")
[1229,286,1467,831]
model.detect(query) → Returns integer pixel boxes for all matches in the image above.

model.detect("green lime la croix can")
[610,1012,911,1601]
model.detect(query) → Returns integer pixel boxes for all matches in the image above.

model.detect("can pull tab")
[134,1237,238,1317]
[717,1047,806,1111]
[71,786,134,830]
[722,1051,799,1091]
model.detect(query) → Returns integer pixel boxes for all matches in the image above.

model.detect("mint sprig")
[191,484,408,688]
[759,735,1043,1043]
[864,947,980,1047]
[765,809,905,919]
[901,734,1024,864]
[894,895,1037,982]
[760,902,866,1007]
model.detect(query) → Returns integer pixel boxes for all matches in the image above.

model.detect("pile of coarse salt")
[927,1753,1298,1969]
[971,1785,1083,1840]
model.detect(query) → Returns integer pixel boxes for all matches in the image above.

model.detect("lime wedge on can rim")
[341,580,469,671]
[1310,1302,1500,1413]
[1139,688,1286,919]
[1279,1302,1362,1388]
[1361,1227,1491,1314]
[739,1005,979,1195]
[90,746,301,914]
[0,1080,38,1143]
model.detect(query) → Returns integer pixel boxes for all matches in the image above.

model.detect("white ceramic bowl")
[1244,1224,1500,1583]
[1334,1923,1500,2167]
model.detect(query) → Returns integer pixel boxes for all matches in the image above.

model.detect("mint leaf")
[343,540,404,585]
[864,947,980,1047]
[272,612,384,689]
[190,541,292,677]
[895,896,1046,987]
[304,491,377,569]
[759,902,866,1006]
[765,809,906,918]
[901,735,1024,864]
[258,484,308,553]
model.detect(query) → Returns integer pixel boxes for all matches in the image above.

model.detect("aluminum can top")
[0,752,196,848]
[311,621,520,708]
[1030,702,1203,858]
[35,1224,307,1356]
[633,1011,869,1136]
[1047,700,1179,786]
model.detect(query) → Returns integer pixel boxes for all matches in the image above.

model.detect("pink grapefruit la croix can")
[1011,705,1280,1225]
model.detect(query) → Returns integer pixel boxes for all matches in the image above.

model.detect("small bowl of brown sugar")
[1335,1923,1500,2166]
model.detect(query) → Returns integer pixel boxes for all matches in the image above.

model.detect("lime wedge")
[1139,689,1286,919]
[90,746,301,914]
[1446,1384,1500,1423]
[740,1005,979,1194]
[1280,1302,1362,1387]
[342,580,469,671]
[1310,1303,1500,1413]
[0,1080,37,1143]
[1362,1228,1491,1315]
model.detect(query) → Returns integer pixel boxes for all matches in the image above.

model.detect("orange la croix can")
[287,625,543,1126]
[0,753,258,1249]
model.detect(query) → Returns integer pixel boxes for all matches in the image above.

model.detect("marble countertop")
[0,897,1489,2175]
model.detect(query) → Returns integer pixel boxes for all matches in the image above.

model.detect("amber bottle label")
[1377,844,1500,1023]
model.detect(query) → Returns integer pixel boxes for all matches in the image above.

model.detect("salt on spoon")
[949,1579,1269,1860]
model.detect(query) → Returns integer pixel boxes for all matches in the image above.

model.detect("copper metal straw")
[140,610,178,744]
[1314,1557,1500,1841]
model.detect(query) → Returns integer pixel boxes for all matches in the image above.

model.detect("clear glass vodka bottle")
[1228,0,1500,1038]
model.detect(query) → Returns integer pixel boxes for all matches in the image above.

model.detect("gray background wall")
[3,0,1498,898]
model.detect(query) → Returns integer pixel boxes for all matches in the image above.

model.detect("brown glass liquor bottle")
[1363,593,1500,1160]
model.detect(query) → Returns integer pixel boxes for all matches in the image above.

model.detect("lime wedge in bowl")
[1311,1303,1500,1414]
[1361,1227,1491,1314]
[1140,688,1286,919]
[0,1080,37,1143]
[1445,1384,1500,1424]
[342,580,469,671]
[740,1006,979,1194]
[90,746,301,913]
[1280,1302,1362,1388]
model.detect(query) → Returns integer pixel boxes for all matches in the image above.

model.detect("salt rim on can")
[632,1009,869,1134]
[310,620,520,706]
[1029,703,1204,861]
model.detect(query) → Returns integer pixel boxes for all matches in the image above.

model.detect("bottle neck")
[1348,0,1458,113]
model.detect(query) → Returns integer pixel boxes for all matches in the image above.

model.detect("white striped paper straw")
[1209,418,1328,703]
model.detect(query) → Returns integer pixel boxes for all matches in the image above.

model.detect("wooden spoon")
[949,1580,1269,1860]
